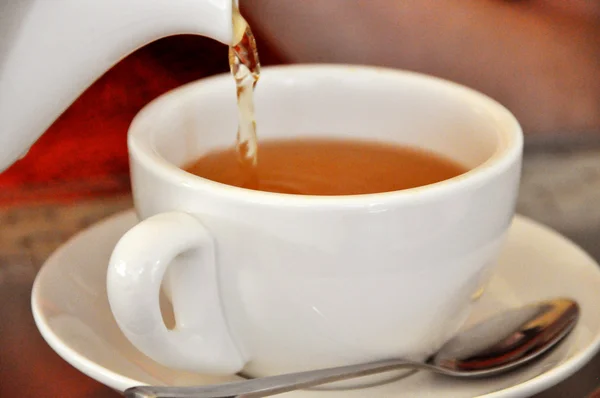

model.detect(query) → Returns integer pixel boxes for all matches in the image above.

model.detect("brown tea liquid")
[184,139,467,195]
[218,5,466,196]
[229,5,261,188]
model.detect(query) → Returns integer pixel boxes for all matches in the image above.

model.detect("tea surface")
[184,138,467,195]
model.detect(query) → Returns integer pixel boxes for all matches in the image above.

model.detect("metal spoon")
[126,297,579,398]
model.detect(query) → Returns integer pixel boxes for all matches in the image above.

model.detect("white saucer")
[32,210,600,397]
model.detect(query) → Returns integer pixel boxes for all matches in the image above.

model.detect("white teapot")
[0,0,240,171]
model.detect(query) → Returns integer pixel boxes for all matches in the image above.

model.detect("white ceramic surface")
[32,210,600,397]
[107,65,523,376]
[0,0,236,171]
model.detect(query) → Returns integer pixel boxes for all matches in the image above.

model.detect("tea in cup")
[107,65,522,378]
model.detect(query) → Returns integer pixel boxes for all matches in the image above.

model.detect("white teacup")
[107,65,522,378]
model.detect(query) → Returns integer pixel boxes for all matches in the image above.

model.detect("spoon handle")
[125,358,426,398]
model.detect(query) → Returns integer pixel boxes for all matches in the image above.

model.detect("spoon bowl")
[126,298,579,398]
[429,298,579,376]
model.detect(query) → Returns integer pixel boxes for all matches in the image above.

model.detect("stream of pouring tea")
[229,6,261,188]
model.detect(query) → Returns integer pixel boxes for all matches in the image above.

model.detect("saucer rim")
[31,210,600,397]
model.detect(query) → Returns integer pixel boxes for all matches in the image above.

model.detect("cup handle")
[106,211,245,374]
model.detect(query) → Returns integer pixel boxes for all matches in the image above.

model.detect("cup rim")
[128,64,523,208]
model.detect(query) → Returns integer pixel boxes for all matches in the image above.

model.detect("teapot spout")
[0,0,237,172]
